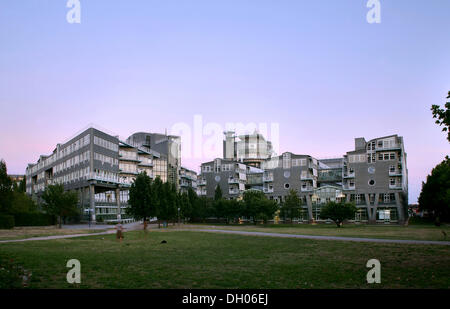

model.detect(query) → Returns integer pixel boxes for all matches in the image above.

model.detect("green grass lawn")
[178,223,450,241]
[1,230,449,289]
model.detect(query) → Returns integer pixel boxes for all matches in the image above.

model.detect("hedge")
[13,212,56,227]
[0,215,15,229]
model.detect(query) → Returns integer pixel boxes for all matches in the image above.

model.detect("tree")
[223,199,242,224]
[0,160,13,214]
[431,91,450,142]
[320,201,357,227]
[258,199,279,224]
[418,156,450,225]
[242,190,278,224]
[127,172,157,230]
[156,181,178,226]
[280,189,302,223]
[10,192,37,214]
[192,197,213,222]
[178,192,191,223]
[214,185,223,201]
[41,184,79,228]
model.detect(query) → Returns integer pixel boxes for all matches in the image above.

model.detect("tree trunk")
[58,215,62,229]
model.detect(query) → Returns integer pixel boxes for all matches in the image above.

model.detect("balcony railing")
[376,144,401,151]
[263,175,273,182]
[389,170,402,176]
[263,187,274,193]
[389,184,402,189]
[343,173,355,178]
[301,186,313,192]
[301,174,313,180]
[229,188,240,195]
[198,179,207,186]
[228,177,240,184]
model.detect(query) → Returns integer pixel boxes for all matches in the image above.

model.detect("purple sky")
[0,0,449,203]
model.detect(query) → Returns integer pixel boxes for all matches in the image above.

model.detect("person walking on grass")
[116,222,125,242]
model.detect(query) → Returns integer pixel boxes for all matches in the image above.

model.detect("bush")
[0,214,15,229]
[13,212,56,227]
[0,257,32,288]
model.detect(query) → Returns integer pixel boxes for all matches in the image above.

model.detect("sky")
[0,0,449,203]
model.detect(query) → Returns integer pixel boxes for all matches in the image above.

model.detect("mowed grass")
[1,230,449,289]
[0,227,107,241]
[179,223,450,241]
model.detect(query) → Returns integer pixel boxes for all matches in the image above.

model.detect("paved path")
[0,221,145,244]
[176,228,450,246]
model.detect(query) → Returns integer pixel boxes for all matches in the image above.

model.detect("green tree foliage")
[242,190,278,224]
[0,160,13,214]
[192,197,213,222]
[223,199,242,224]
[280,189,302,223]
[431,91,450,142]
[127,172,157,229]
[320,201,357,227]
[214,185,223,201]
[178,192,192,222]
[152,179,178,226]
[10,192,37,214]
[418,156,450,224]
[41,184,79,228]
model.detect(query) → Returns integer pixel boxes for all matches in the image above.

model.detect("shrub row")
[0,215,15,229]
[13,212,56,227]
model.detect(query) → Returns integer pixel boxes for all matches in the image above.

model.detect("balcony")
[343,172,355,178]
[389,170,402,176]
[301,186,313,192]
[138,161,153,167]
[263,175,273,182]
[87,173,121,184]
[301,174,314,180]
[228,177,240,184]
[263,187,274,193]
[180,180,190,187]
[343,184,355,191]
[376,144,401,151]
[198,179,207,186]
[389,184,402,190]
[229,188,240,195]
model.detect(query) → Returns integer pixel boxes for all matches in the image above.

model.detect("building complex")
[198,132,408,224]
[25,126,408,224]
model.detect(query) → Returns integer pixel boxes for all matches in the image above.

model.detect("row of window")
[94,136,119,152]
[94,153,119,166]
[54,151,90,174]
[352,152,399,164]
[27,134,91,175]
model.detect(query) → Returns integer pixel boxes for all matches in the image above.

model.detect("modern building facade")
[198,158,248,199]
[179,166,198,194]
[223,130,274,168]
[199,134,409,224]
[25,126,179,223]
[126,132,181,187]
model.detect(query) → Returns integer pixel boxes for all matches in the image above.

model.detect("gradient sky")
[0,0,449,203]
